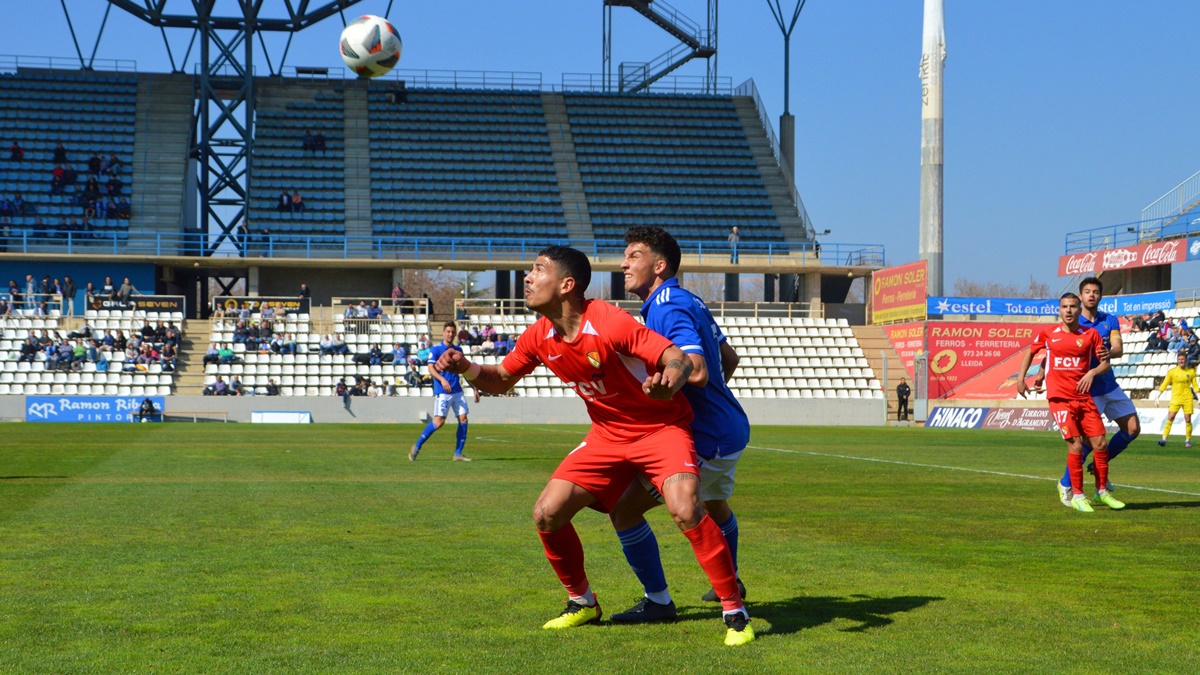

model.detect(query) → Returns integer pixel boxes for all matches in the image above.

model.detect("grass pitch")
[1,424,1197,673]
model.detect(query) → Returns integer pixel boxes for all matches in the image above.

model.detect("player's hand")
[436,348,468,374]
[642,372,676,400]
[1097,346,1111,361]
[473,389,481,403]
[1016,380,1028,399]
[1033,374,1045,390]
[1077,372,1095,393]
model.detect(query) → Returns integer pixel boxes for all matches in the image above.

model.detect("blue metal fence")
[1065,213,1200,253]
[0,231,885,267]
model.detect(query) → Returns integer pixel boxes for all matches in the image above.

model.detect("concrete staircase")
[852,325,912,424]
[540,93,594,243]
[174,319,209,395]
[732,96,811,245]
[343,79,373,252]
[130,73,194,248]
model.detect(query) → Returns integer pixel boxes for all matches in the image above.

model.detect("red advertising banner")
[943,350,1038,400]
[980,408,1058,432]
[926,322,1038,398]
[1058,239,1186,276]
[871,261,927,324]
[883,322,924,379]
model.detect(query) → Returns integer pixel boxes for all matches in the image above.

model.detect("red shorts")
[551,424,700,512]
[1049,398,1106,440]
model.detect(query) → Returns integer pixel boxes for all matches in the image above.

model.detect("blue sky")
[6,1,1200,290]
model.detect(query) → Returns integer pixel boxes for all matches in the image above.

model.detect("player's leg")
[534,478,602,628]
[1082,401,1125,509]
[1160,407,1178,446]
[1064,436,1093,512]
[410,396,448,460]
[697,453,747,602]
[608,480,676,623]
[452,394,471,460]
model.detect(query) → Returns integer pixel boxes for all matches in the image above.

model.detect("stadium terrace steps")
[342,79,374,250]
[131,74,194,242]
[732,97,811,245]
[540,93,595,243]
[851,325,911,421]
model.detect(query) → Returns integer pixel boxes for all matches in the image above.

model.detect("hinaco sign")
[1058,239,1187,276]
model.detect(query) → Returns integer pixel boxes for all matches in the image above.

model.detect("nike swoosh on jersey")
[548,354,563,361]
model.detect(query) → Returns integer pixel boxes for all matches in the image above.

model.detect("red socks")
[538,524,589,597]
[683,514,744,612]
[1067,452,1084,495]
[1092,446,1110,490]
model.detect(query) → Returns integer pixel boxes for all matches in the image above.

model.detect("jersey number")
[1052,410,1069,428]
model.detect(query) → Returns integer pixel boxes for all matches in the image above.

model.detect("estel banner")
[883,322,924,379]
[926,323,1038,399]
[871,261,927,324]
[927,290,1175,317]
[1058,239,1186,276]
[26,396,165,423]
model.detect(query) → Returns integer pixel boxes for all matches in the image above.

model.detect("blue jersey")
[428,342,463,395]
[642,278,750,459]
[1079,310,1120,396]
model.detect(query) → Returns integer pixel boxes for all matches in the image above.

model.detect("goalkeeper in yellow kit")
[1156,350,1199,448]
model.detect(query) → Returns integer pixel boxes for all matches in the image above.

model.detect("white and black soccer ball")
[339,15,402,78]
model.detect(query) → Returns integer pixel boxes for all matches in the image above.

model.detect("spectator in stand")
[385,380,397,396]
[1170,325,1189,353]
[117,277,141,303]
[101,276,115,300]
[50,164,66,194]
[303,130,314,153]
[457,325,471,346]
[368,381,383,397]
[728,225,740,264]
[96,197,109,220]
[202,342,221,366]
[24,274,36,309]
[115,197,130,219]
[480,335,496,356]
[415,341,432,366]
[112,330,128,352]
[164,322,180,347]
[391,341,407,364]
[468,325,482,346]
[8,279,19,303]
[368,343,384,366]
[391,282,409,312]
[106,154,122,177]
[52,142,67,164]
[63,164,78,188]
[313,131,326,154]
[277,189,289,212]
[355,300,370,319]
[319,334,335,355]
[11,193,22,217]
[299,283,311,300]
[261,302,276,320]
[84,176,100,200]
[218,344,238,364]
[139,321,156,342]
[208,375,228,396]
[229,376,245,396]
[281,333,298,355]
[265,378,280,396]
[367,300,382,320]
[232,320,249,345]
[85,339,99,363]
[331,333,350,355]
[268,333,284,354]
[0,298,10,317]
[88,154,102,176]
[158,342,176,371]
[62,276,76,316]
[336,378,350,408]
[9,141,24,161]
[290,190,305,214]
[503,333,516,355]
[106,176,123,197]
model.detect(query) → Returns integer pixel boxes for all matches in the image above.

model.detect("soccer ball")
[339,15,402,78]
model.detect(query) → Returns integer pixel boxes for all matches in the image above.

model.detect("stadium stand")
[0,72,136,239]
[563,93,783,244]
[0,309,178,396]
[1111,307,1200,399]
[368,89,568,242]
[249,88,346,242]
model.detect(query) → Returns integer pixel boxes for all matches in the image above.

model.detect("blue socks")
[1060,431,1134,487]
[718,513,740,572]
[414,421,438,453]
[616,520,669,601]
[455,422,468,455]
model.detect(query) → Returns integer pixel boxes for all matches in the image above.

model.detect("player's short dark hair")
[1060,292,1081,305]
[538,245,591,298]
[442,320,456,330]
[1079,277,1103,294]
[624,226,682,277]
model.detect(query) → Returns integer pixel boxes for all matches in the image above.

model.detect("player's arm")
[1106,327,1124,360]
[1017,350,1035,398]
[436,349,523,395]
[719,340,740,383]
[427,361,452,390]
[1018,336,1045,398]
[644,345,694,400]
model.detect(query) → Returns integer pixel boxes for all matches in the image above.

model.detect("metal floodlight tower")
[102,0,365,261]
[603,0,719,94]
[765,0,808,181]
[919,0,946,296]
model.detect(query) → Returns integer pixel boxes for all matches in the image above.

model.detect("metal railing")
[1142,169,1200,224]
[1064,214,1200,253]
[0,231,884,267]
[0,54,137,73]
[561,72,731,95]
[384,69,543,91]
[733,78,816,239]
[457,298,825,319]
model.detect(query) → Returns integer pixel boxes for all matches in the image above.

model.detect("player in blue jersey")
[608,226,751,623]
[1038,277,1140,505]
[409,321,480,462]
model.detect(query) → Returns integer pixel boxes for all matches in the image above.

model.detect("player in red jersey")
[435,246,753,646]
[1018,293,1123,512]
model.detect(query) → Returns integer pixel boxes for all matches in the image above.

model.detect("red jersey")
[1028,324,1105,401]
[502,299,693,442]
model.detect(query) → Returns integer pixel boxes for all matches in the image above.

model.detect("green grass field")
[1,424,1198,673]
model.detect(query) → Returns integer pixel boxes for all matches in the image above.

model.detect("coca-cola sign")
[1058,239,1187,276]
